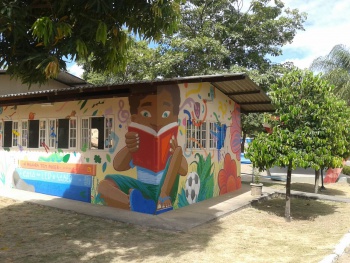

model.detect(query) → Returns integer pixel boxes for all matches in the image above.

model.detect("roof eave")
[0,73,275,113]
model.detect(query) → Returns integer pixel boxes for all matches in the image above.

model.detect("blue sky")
[269,0,350,68]
[68,0,350,77]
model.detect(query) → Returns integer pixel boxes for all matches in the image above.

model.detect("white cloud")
[67,63,84,78]
[271,0,350,69]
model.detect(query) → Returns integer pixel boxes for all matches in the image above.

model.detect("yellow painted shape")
[185,83,202,97]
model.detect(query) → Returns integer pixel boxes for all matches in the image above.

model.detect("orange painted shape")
[159,132,173,168]
[19,160,96,176]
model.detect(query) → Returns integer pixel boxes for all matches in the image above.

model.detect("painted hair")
[129,84,181,115]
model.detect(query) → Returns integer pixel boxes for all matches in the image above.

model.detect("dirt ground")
[1,193,350,263]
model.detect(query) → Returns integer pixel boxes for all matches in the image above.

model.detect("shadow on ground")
[251,196,337,220]
[0,197,225,263]
[252,181,349,197]
[1,181,347,262]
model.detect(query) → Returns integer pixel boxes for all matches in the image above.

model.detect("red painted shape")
[128,122,178,173]
[324,167,343,183]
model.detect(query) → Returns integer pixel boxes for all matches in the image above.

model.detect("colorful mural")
[0,81,241,215]
[97,84,188,214]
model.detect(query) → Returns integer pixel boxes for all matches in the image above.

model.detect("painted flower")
[218,153,241,195]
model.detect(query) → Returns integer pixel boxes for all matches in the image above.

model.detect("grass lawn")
[1,193,350,263]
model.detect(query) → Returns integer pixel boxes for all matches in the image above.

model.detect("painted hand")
[125,131,139,153]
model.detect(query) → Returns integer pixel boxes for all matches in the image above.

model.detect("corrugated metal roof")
[0,70,88,86]
[0,73,274,113]
[55,71,88,86]
[211,76,274,113]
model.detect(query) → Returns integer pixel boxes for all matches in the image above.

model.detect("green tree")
[154,0,306,78]
[0,0,181,85]
[240,113,264,152]
[82,39,157,84]
[310,44,350,103]
[246,69,350,222]
[230,63,294,152]
[82,0,305,84]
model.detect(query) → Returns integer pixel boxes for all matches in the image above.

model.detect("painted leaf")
[80,100,87,110]
[102,162,107,172]
[198,174,214,202]
[177,188,190,208]
[81,144,87,152]
[106,154,111,163]
[62,154,70,163]
[202,154,213,179]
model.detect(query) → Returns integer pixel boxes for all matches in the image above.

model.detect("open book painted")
[128,122,178,173]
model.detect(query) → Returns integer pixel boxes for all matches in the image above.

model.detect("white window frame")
[21,120,28,148]
[209,122,218,149]
[12,121,19,147]
[186,120,225,150]
[81,115,114,150]
[186,120,207,149]
[39,119,47,148]
[105,116,114,149]
[81,118,89,150]
[55,117,77,150]
[48,119,57,148]
[69,118,77,148]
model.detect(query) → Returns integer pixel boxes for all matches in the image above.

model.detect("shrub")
[342,165,350,175]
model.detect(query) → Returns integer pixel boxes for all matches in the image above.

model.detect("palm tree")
[310,44,350,103]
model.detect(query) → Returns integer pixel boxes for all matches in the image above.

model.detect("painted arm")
[113,131,139,171]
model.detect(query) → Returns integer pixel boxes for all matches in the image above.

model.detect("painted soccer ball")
[185,172,200,204]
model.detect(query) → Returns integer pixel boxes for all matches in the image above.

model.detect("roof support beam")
[238,101,271,105]
[226,90,261,96]
[241,109,275,113]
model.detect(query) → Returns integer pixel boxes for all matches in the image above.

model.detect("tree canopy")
[246,69,350,221]
[82,38,157,84]
[310,44,350,103]
[230,63,294,152]
[0,0,181,85]
[153,0,306,78]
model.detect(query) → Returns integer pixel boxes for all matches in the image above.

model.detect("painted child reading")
[98,84,188,214]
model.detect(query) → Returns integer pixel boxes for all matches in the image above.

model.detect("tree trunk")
[241,132,247,153]
[314,169,320,194]
[285,165,292,222]
[266,168,271,177]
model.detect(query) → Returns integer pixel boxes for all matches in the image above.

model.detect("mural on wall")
[97,84,188,215]
[16,161,95,202]
[218,153,241,195]
[177,153,214,207]
[0,81,242,215]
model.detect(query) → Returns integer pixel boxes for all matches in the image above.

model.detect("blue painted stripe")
[16,168,92,187]
[21,179,91,202]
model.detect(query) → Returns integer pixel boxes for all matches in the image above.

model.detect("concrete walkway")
[0,183,273,232]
